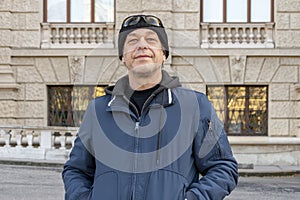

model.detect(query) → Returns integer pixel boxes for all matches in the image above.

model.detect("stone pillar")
[0,1,20,125]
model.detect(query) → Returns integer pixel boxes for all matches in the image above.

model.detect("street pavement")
[0,163,299,200]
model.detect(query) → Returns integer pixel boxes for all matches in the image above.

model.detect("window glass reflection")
[227,0,247,22]
[47,0,66,22]
[95,0,114,22]
[251,0,271,22]
[71,0,91,22]
[203,0,223,22]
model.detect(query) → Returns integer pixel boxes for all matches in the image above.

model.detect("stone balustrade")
[41,23,115,48]
[0,126,78,161]
[200,22,275,48]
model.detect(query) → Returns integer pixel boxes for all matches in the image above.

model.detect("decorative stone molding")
[69,56,85,83]
[41,23,115,48]
[200,23,275,48]
[229,55,246,84]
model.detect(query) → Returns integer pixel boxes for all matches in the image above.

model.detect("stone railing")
[200,22,275,48]
[41,23,115,48]
[0,126,78,161]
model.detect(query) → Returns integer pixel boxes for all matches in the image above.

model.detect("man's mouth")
[135,55,151,59]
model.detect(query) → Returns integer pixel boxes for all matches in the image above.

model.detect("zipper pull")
[135,122,139,135]
[208,120,213,132]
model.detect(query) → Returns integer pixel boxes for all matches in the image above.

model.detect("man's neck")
[128,69,162,91]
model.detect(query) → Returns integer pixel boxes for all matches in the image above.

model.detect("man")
[62,14,238,200]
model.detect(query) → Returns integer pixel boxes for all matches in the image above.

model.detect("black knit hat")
[118,15,169,60]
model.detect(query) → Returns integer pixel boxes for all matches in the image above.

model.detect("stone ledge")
[229,136,300,145]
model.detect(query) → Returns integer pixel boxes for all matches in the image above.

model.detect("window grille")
[207,85,268,135]
[48,85,106,127]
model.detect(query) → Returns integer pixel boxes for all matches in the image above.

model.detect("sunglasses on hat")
[121,15,164,28]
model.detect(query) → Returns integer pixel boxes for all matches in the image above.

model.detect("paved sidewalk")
[1,158,300,177]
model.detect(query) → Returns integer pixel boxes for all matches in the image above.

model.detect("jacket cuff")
[185,191,198,200]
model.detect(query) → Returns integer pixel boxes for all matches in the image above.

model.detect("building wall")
[0,0,300,165]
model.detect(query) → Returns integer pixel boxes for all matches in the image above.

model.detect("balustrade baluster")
[4,131,11,148]
[15,131,23,148]
[26,131,33,148]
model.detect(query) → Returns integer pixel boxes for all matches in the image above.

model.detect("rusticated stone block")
[175,65,204,83]
[272,66,298,83]
[276,13,290,30]
[0,100,16,117]
[0,30,11,47]
[194,57,218,83]
[142,0,172,11]
[0,0,10,11]
[270,101,300,118]
[11,13,40,30]
[11,57,34,65]
[290,84,300,101]
[116,0,142,12]
[17,101,44,118]
[280,57,300,65]
[172,30,199,47]
[94,58,120,83]
[16,66,43,83]
[25,84,45,101]
[211,57,230,83]
[258,58,280,83]
[12,31,40,48]
[173,0,199,12]
[268,119,289,136]
[185,13,200,30]
[51,58,70,83]
[35,58,57,83]
[0,48,11,63]
[172,56,193,66]
[277,0,300,12]
[0,12,11,28]
[290,119,300,137]
[269,84,290,101]
[172,13,185,29]
[277,31,300,48]
[10,0,39,12]
[291,14,300,29]
[245,57,264,83]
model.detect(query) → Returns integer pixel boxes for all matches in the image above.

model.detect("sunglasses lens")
[123,16,141,27]
[144,16,162,27]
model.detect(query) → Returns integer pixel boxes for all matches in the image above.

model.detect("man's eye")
[128,39,137,43]
[147,38,156,42]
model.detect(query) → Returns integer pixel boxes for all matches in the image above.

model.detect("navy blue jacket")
[62,71,238,200]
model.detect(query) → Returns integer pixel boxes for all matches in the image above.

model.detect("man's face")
[122,28,166,77]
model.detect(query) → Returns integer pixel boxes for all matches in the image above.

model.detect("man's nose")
[137,37,149,49]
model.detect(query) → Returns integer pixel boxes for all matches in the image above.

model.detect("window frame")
[200,0,274,23]
[47,85,107,127]
[206,85,268,136]
[43,0,116,23]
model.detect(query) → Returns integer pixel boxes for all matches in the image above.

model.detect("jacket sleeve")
[62,103,96,200]
[186,97,239,200]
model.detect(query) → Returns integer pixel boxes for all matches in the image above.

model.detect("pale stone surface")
[291,13,300,29]
[211,57,230,83]
[258,58,279,83]
[11,57,34,65]
[25,84,45,101]
[17,101,44,118]
[277,0,300,12]
[175,65,204,83]
[12,31,40,48]
[97,58,122,84]
[290,119,300,137]
[173,0,200,12]
[182,83,206,93]
[280,57,300,65]
[272,66,298,83]
[172,56,193,66]
[276,13,290,30]
[257,151,299,165]
[290,84,300,100]
[270,101,300,118]
[10,0,39,12]
[269,84,290,101]
[0,30,11,47]
[0,100,16,117]
[172,13,185,29]
[194,57,218,83]
[116,0,142,12]
[25,119,45,127]
[51,58,70,83]
[277,31,300,48]
[245,57,264,83]
[16,66,43,83]
[110,65,127,83]
[35,58,57,83]
[185,13,200,30]
[0,48,11,63]
[0,12,11,29]
[268,119,289,136]
[11,13,40,30]
[172,30,199,47]
[142,0,172,11]
[0,0,11,11]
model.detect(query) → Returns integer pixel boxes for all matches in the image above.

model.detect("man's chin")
[130,64,160,77]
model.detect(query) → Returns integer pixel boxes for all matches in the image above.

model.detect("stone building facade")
[0,0,299,166]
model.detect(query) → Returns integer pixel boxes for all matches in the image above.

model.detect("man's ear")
[122,56,126,65]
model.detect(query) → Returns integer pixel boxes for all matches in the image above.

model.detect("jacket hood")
[105,70,181,96]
